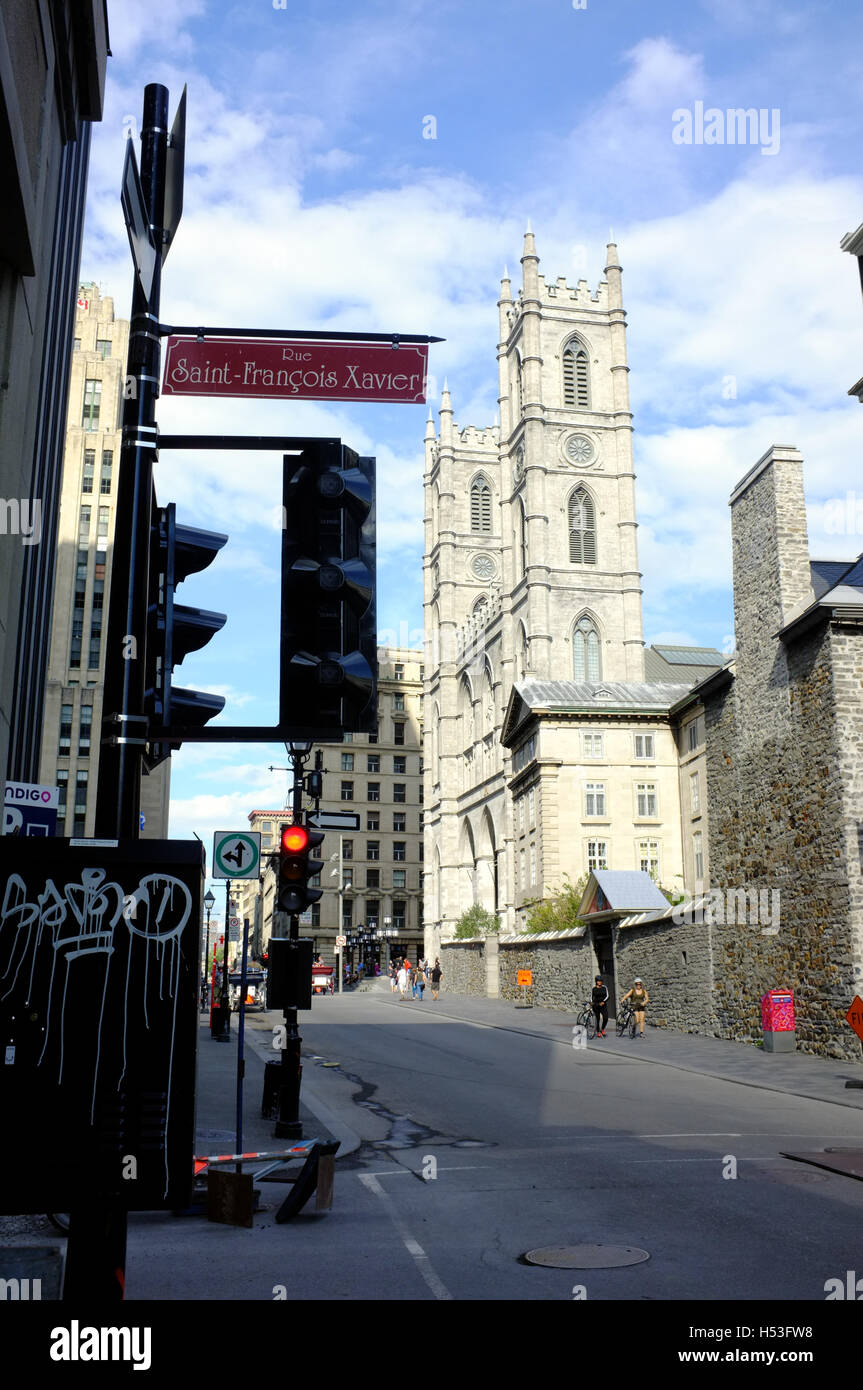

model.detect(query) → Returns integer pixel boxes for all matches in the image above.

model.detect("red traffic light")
[281,824,309,853]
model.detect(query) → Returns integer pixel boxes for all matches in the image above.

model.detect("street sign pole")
[274,744,309,1139]
[96,83,171,840]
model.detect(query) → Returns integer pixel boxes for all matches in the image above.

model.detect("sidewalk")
[360,980,863,1115]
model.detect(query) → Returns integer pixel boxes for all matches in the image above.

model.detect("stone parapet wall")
[614,918,716,1034]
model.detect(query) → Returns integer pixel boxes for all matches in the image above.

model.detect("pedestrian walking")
[430,958,442,1000]
[591,975,609,1037]
[397,963,409,999]
[416,963,427,1001]
[621,977,649,1037]
[388,961,397,994]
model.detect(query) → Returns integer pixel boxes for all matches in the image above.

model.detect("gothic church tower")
[423,231,645,948]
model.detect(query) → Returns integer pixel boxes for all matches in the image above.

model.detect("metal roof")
[515,679,693,710]
[583,870,670,913]
[650,645,724,666]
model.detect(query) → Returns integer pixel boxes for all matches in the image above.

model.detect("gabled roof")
[502,679,693,745]
[579,870,670,917]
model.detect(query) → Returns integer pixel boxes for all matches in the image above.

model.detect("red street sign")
[846,996,863,1041]
[162,336,428,404]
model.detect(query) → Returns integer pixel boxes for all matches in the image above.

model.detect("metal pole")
[65,82,169,1305]
[235,917,250,1168]
[215,882,232,1041]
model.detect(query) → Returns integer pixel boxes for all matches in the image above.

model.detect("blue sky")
[83,0,863,900]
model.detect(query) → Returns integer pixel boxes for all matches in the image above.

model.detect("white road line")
[358,1173,454,1301]
[361,1166,485,1178]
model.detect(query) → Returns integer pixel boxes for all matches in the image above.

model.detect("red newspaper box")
[761,988,795,1052]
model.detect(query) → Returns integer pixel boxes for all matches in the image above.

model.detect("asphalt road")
[125,985,863,1308]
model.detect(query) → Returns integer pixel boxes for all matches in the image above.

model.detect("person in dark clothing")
[591,976,609,1037]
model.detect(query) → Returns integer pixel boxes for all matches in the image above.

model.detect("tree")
[524,874,588,934]
[453,903,499,939]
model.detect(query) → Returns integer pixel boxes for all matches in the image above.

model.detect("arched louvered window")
[569,487,596,564]
[563,341,590,408]
[470,476,492,533]
[573,617,601,682]
[473,594,488,616]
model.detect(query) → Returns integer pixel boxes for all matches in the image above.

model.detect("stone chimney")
[728,446,812,688]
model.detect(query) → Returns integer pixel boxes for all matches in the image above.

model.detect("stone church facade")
[423,231,719,950]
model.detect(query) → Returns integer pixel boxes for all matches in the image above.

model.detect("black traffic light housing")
[145,501,227,766]
[281,439,376,739]
[277,821,325,916]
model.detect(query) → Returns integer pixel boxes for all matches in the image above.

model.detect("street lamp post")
[203,889,215,1010]
[214,881,234,1042]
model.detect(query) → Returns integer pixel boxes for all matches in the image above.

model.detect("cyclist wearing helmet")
[621,977,649,1037]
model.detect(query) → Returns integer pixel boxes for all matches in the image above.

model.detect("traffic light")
[145,501,227,764]
[281,439,376,739]
[277,820,324,915]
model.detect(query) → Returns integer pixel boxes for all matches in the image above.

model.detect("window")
[91,578,104,612]
[366,869,380,889]
[518,796,525,834]
[394,663,404,681]
[367,754,380,772]
[82,450,95,494]
[342,840,353,860]
[78,704,93,755]
[368,730,378,744]
[569,488,597,565]
[70,619,83,669]
[342,900,353,930]
[393,841,406,862]
[688,719,701,752]
[393,756,406,774]
[693,830,704,881]
[587,840,608,872]
[520,848,526,889]
[394,723,405,746]
[73,771,88,835]
[585,783,606,817]
[78,506,91,541]
[96,338,112,359]
[88,625,101,669]
[76,547,88,582]
[367,841,380,861]
[690,772,700,816]
[343,867,354,888]
[419,757,424,774]
[340,780,354,801]
[393,869,406,889]
[583,732,603,758]
[73,338,81,352]
[419,784,424,804]
[636,783,658,818]
[59,703,73,754]
[310,903,321,928]
[341,752,354,771]
[82,379,101,430]
[367,812,379,831]
[56,770,68,816]
[418,811,424,829]
[528,787,536,826]
[368,782,380,802]
[393,783,406,803]
[343,732,352,742]
[97,505,109,538]
[635,733,655,760]
[573,617,601,681]
[393,693,405,712]
[470,476,492,533]
[393,813,406,833]
[419,843,424,862]
[639,839,660,877]
[529,843,536,884]
[367,900,380,928]
[563,341,590,407]
[516,499,527,579]
[513,734,537,773]
[393,900,406,931]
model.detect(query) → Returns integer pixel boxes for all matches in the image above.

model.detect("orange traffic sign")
[517,969,532,988]
[846,996,863,1041]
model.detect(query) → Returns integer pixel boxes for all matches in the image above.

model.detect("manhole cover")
[524,1244,649,1270]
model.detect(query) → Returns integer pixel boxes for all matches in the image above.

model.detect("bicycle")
[616,1001,637,1038]
[575,1000,598,1040]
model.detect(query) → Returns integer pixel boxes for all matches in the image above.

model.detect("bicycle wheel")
[628,1012,638,1039]
[585,1009,597,1040]
[47,1213,70,1234]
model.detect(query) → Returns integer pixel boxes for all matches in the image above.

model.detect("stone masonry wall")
[614,918,717,1034]
[439,941,486,997]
